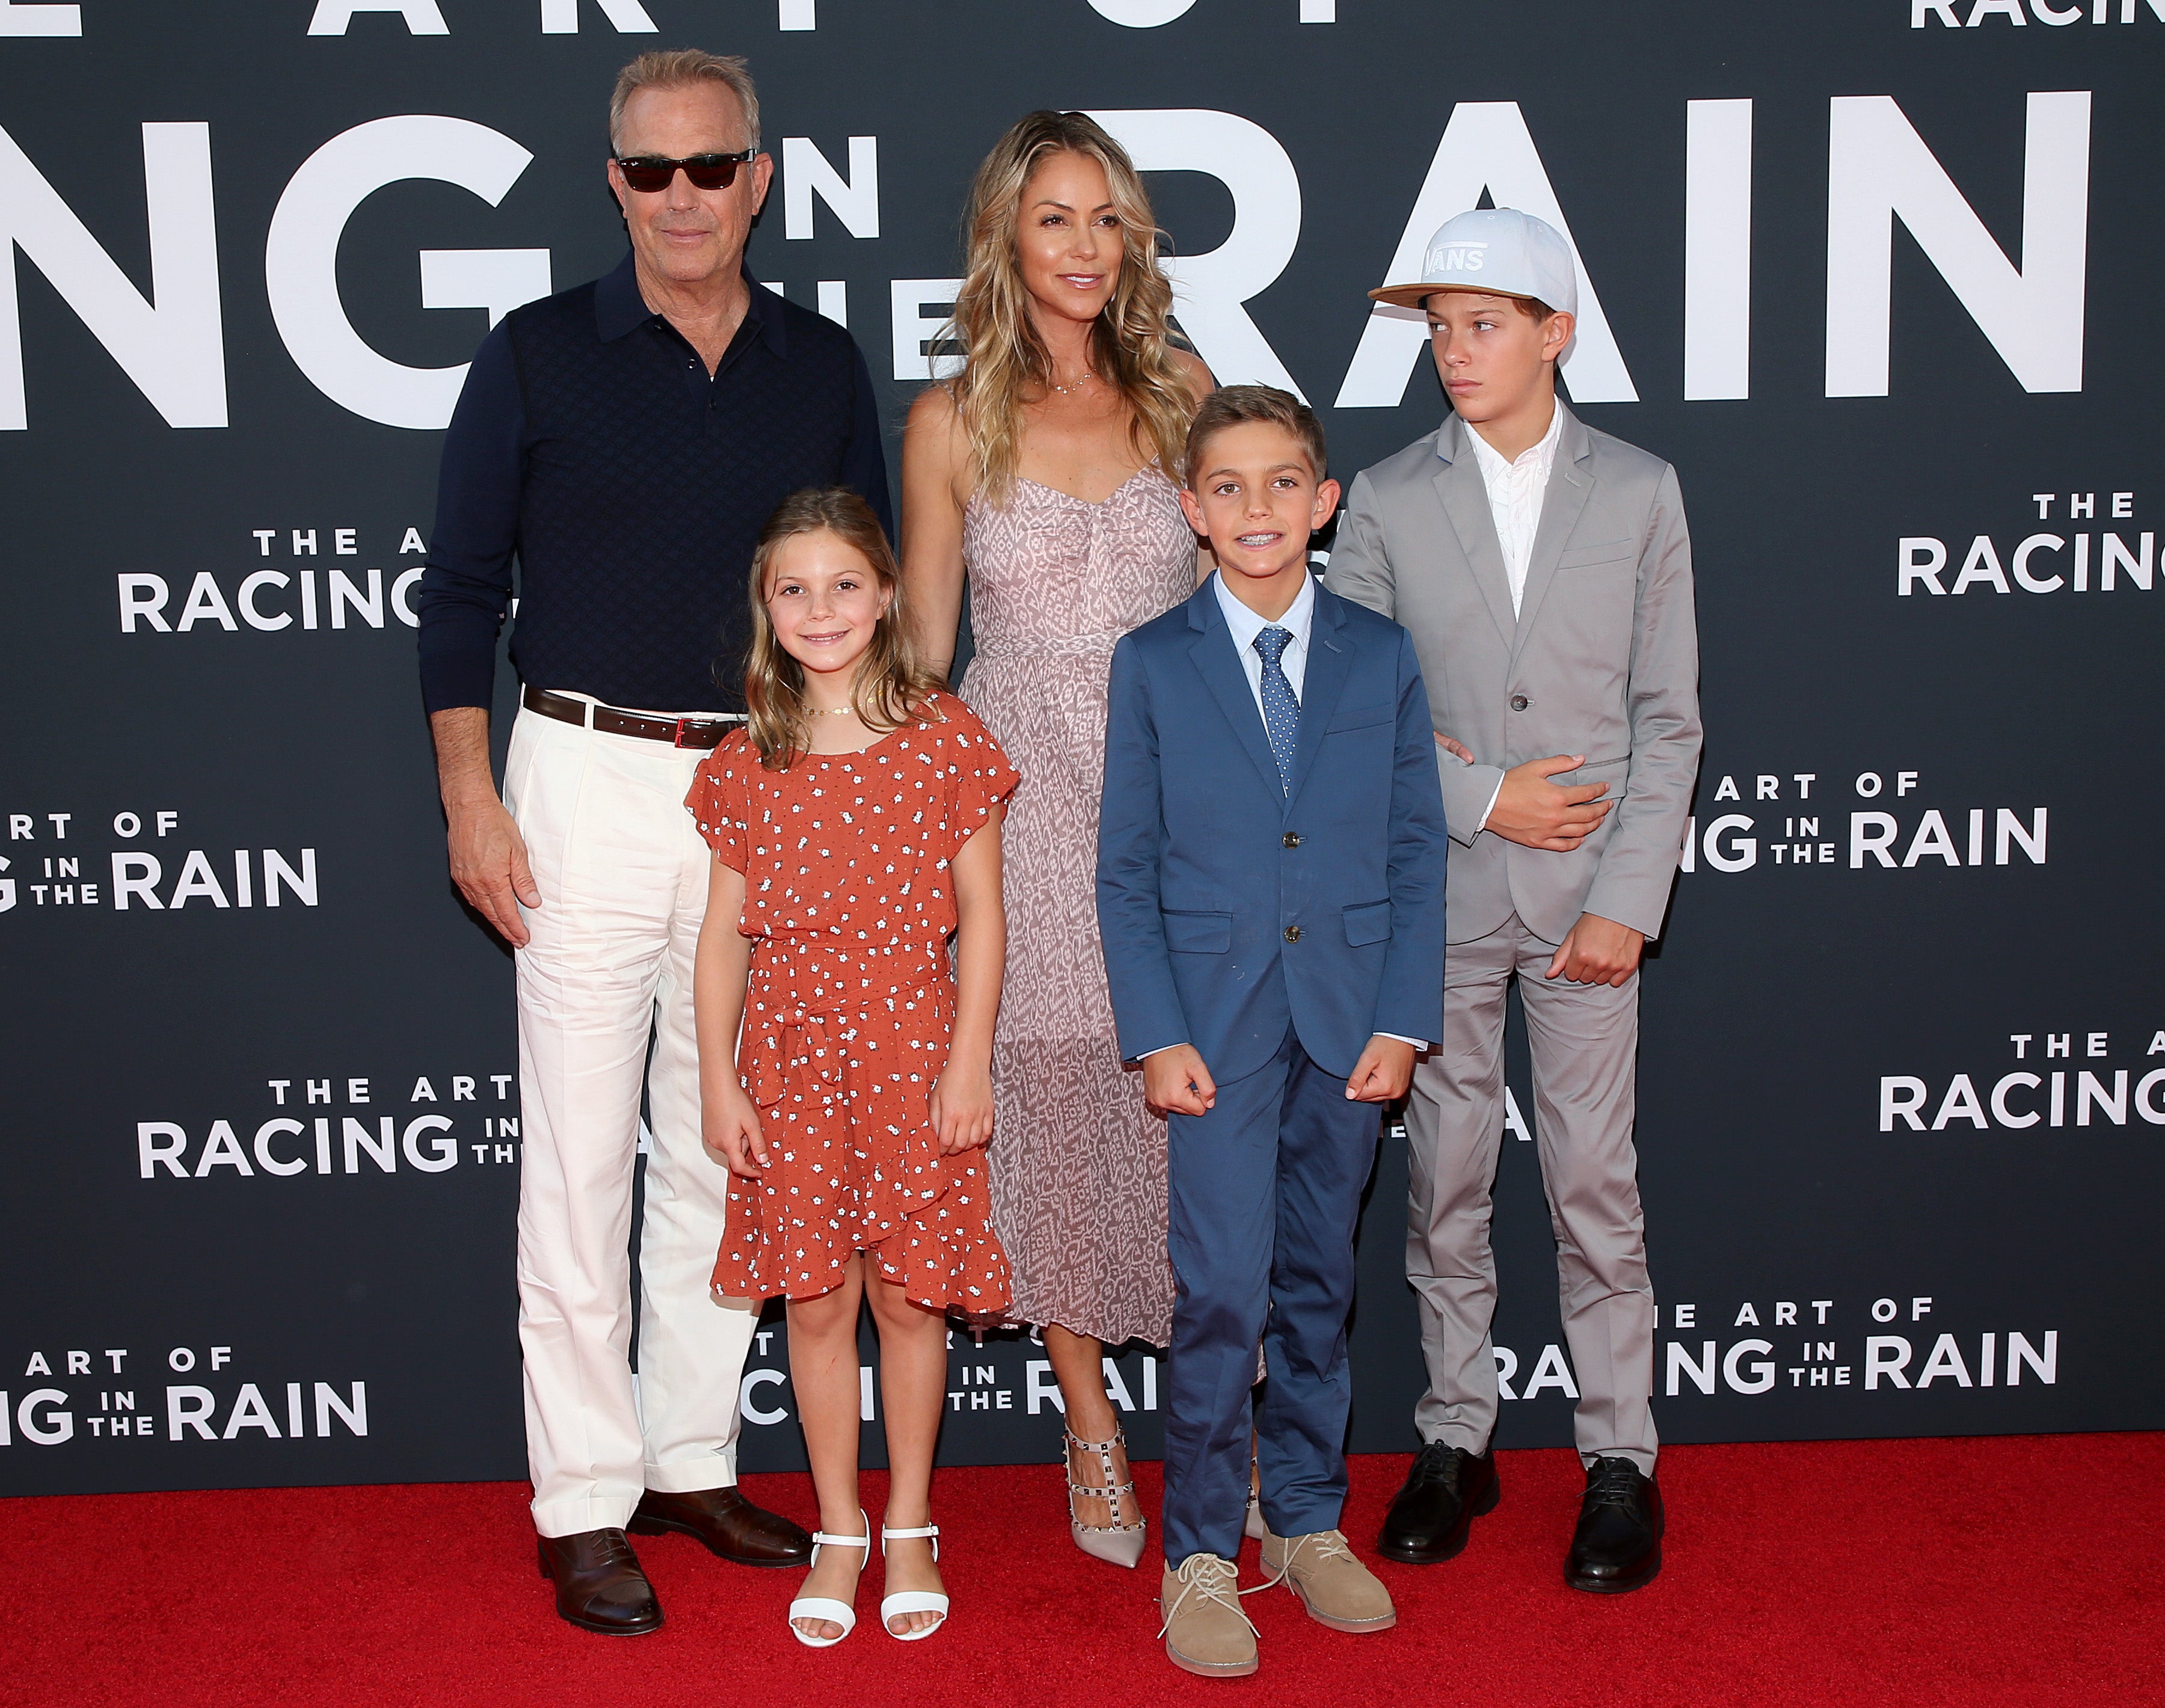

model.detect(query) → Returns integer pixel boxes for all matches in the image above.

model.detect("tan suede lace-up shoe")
[1158,1553,1260,1677]
[1258,1527,1397,1633]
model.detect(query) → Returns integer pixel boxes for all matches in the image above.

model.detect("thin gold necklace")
[806,703,859,716]
[1049,369,1100,396]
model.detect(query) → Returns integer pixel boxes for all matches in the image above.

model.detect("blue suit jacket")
[1096,577,1450,1084]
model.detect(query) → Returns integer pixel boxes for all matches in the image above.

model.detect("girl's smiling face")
[761,528,892,683]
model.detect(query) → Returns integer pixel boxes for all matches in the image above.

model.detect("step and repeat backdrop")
[2,0,2159,1496]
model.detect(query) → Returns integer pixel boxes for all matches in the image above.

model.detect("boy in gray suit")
[1327,208,1701,1593]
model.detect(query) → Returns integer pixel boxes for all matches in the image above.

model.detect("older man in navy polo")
[416,49,890,1636]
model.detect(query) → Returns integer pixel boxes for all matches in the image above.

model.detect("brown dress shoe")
[536,1528,663,1635]
[630,1485,813,1567]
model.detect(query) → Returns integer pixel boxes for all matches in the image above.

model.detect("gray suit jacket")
[1327,405,1701,945]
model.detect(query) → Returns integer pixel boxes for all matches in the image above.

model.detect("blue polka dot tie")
[1253,625,1300,796]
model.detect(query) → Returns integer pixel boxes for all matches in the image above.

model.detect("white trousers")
[503,700,759,1538]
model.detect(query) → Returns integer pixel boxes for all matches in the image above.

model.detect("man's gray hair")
[610,49,760,152]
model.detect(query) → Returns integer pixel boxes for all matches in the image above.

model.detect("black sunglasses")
[614,149,758,193]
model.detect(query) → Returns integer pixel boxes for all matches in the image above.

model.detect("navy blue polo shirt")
[416,251,891,715]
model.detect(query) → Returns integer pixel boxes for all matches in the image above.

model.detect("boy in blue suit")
[1098,387,1450,1679]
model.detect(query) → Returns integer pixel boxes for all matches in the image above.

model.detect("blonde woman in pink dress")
[901,110,1209,1567]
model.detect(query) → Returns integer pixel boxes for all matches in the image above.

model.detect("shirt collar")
[593,250,789,359]
[1212,567,1317,654]
[1451,400,1564,475]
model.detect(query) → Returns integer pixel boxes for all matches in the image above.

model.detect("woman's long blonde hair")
[947,111,1196,506]
[742,488,946,770]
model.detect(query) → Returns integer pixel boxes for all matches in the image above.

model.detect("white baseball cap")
[1368,207,1578,317]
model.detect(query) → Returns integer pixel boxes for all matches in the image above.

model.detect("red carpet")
[10,1435,2160,1707]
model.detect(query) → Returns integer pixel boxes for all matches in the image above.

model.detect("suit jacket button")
[1282,831,1301,848]
[1283,925,1302,942]
[1509,693,1530,711]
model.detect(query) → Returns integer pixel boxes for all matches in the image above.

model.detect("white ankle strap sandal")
[787,1510,870,1648]
[879,1523,948,1641]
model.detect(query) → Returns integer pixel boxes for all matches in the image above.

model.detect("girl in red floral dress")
[687,487,1017,1649]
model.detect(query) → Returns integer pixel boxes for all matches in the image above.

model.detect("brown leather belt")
[522,686,743,749]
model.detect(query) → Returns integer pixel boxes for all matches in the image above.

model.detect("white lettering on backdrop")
[1825,91,2090,396]
[264,116,549,431]
[1089,109,1306,397]
[1335,101,1639,408]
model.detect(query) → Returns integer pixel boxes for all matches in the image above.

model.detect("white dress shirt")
[1460,402,1563,619]
[1212,567,1315,713]
[1452,404,1563,830]
[1142,571,1422,1055]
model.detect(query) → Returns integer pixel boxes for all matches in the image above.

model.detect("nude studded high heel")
[787,1510,870,1648]
[1066,1427,1147,1568]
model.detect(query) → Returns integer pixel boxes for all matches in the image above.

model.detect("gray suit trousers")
[1404,914,1656,1473]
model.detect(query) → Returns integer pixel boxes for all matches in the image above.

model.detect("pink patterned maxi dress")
[962,467,1197,1347]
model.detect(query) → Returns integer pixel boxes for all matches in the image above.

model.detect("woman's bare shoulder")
[1167,346,1215,404]
[903,385,976,514]
[906,382,962,436]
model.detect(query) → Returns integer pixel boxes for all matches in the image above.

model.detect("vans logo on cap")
[1431,241,1488,272]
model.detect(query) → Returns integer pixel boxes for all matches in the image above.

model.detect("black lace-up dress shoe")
[536,1527,664,1635]
[1377,1441,1500,1564]
[1565,1457,1663,1593]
